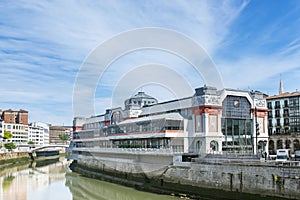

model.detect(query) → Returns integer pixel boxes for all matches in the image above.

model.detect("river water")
[0,157,180,200]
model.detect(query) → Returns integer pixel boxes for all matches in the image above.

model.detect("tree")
[59,133,69,144]
[4,142,16,150]
[3,130,13,140]
[28,141,35,145]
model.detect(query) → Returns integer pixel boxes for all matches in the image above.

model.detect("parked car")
[294,150,300,161]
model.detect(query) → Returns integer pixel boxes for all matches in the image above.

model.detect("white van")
[276,149,290,162]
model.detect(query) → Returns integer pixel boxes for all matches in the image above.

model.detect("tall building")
[1,109,28,124]
[28,122,50,146]
[0,109,29,146]
[266,83,300,154]
[73,86,269,155]
[49,126,66,144]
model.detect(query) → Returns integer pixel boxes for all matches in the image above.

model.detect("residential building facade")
[267,89,300,154]
[1,109,28,125]
[2,123,28,145]
[0,109,29,146]
[49,126,66,144]
[28,122,50,146]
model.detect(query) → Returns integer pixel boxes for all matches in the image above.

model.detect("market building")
[73,85,269,156]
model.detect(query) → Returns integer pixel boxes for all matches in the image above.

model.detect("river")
[0,157,180,200]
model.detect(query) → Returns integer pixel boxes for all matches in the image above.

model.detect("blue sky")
[0,0,300,125]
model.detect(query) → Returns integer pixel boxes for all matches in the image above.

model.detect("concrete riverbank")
[70,153,300,200]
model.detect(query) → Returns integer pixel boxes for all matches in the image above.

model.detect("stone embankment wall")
[0,152,30,167]
[72,153,300,200]
[163,163,300,199]
[0,152,29,161]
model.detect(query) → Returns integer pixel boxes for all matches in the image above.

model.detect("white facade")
[3,123,28,145]
[28,122,50,146]
[266,91,300,154]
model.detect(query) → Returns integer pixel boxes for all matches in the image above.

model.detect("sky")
[0,0,300,125]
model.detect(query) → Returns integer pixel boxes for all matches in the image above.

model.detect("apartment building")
[266,81,300,154]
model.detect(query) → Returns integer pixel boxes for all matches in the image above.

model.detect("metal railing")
[73,146,184,155]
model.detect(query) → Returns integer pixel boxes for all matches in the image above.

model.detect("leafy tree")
[28,141,34,145]
[4,142,16,150]
[3,130,12,140]
[59,133,69,144]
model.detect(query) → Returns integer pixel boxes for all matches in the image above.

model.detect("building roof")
[3,109,28,113]
[132,91,155,99]
[118,112,184,125]
[266,91,300,100]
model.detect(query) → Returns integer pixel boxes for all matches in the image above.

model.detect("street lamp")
[255,107,260,155]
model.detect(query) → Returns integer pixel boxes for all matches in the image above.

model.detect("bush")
[4,142,17,150]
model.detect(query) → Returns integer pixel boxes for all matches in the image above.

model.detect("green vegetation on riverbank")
[0,156,30,168]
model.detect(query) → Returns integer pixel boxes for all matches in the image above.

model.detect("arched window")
[210,140,218,151]
[285,140,291,149]
[269,140,275,155]
[277,140,283,149]
[196,140,202,152]
[258,141,264,151]
[293,139,300,150]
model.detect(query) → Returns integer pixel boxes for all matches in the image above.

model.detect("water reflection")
[65,173,178,200]
[0,157,71,200]
[0,158,179,200]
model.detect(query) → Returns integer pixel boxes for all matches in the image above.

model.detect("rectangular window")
[284,100,288,107]
[268,111,272,118]
[268,128,273,135]
[268,119,272,127]
[275,110,280,118]
[275,101,280,108]
[209,115,217,132]
[267,102,272,109]
[195,115,202,132]
[276,119,281,127]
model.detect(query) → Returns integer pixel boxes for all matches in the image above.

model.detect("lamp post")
[255,107,260,155]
